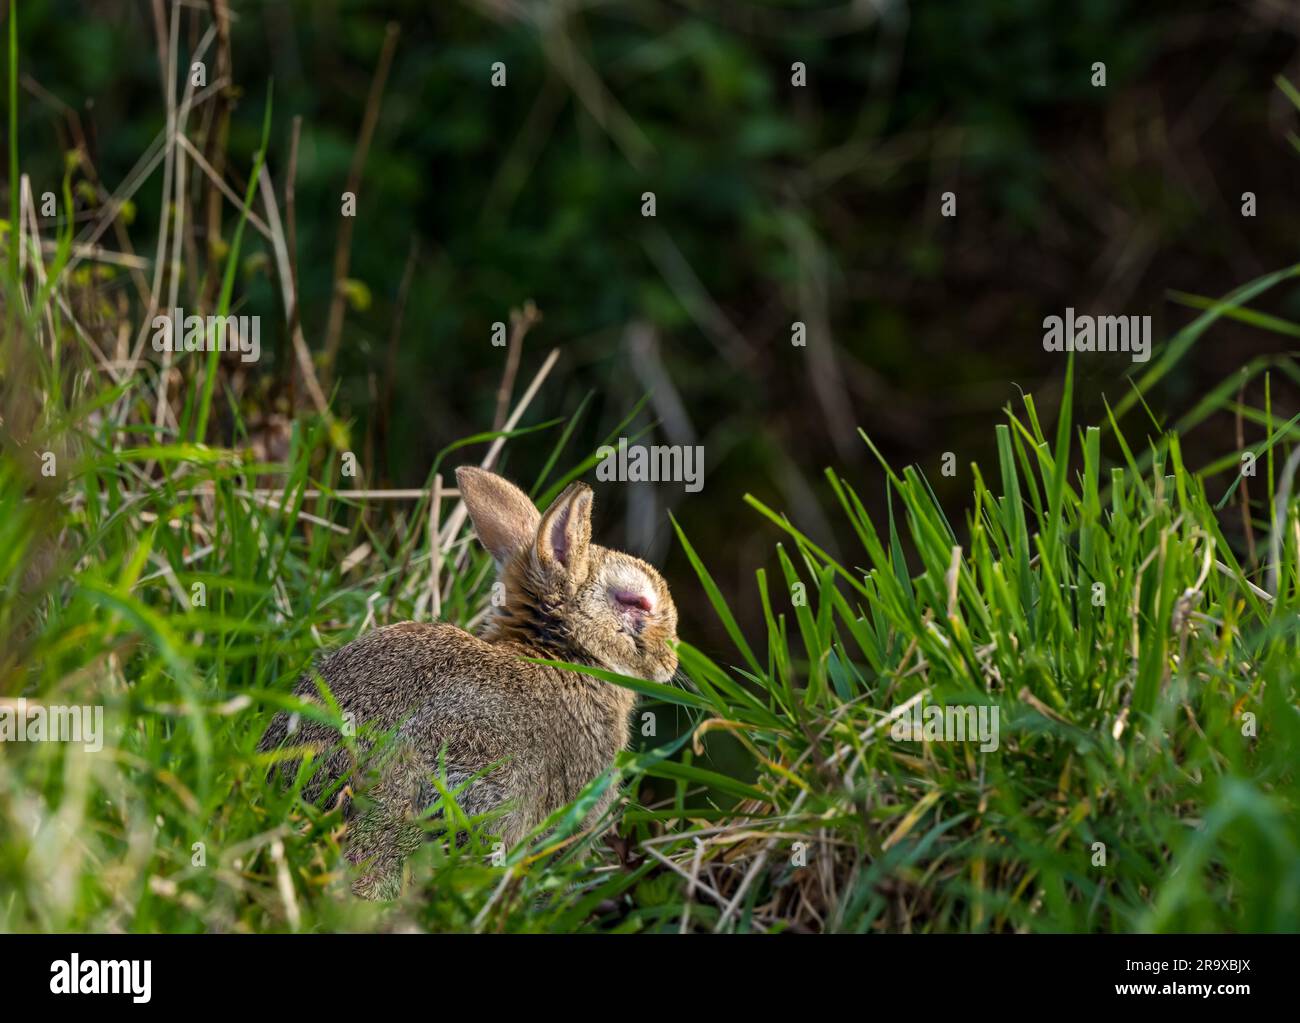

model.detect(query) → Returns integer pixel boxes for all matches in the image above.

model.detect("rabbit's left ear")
[535,482,593,586]
[456,466,541,564]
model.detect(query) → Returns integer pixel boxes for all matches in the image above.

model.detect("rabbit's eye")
[613,590,653,614]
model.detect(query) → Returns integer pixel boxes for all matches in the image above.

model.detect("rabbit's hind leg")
[345,743,427,900]
[416,769,527,853]
[347,812,413,900]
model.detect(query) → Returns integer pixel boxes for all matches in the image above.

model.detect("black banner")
[0,933,1286,1011]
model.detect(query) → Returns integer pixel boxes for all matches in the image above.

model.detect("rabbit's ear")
[535,481,593,585]
[455,467,540,563]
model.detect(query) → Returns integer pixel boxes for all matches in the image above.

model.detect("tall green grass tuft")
[637,351,1300,932]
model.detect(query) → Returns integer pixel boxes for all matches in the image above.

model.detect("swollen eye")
[614,591,652,613]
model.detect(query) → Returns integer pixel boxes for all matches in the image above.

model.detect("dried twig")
[258,171,330,417]
[491,301,542,432]
[438,347,561,554]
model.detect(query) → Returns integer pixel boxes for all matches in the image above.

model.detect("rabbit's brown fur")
[259,467,678,898]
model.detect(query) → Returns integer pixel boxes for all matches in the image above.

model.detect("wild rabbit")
[258,466,679,899]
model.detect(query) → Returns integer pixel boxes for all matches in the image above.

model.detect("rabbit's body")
[264,621,635,842]
[259,468,677,898]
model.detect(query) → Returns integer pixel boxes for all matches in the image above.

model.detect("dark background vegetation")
[13,0,1300,649]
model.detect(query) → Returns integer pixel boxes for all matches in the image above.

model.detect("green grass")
[2,323,1298,931]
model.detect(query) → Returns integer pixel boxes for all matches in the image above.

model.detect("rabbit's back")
[306,620,525,731]
[264,622,536,779]
[263,621,633,830]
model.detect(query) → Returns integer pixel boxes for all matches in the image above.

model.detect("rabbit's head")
[456,466,679,683]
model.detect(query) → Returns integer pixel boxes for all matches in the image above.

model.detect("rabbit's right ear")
[455,467,541,563]
[534,481,593,587]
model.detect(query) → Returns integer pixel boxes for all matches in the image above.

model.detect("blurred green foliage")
[13,0,1300,641]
